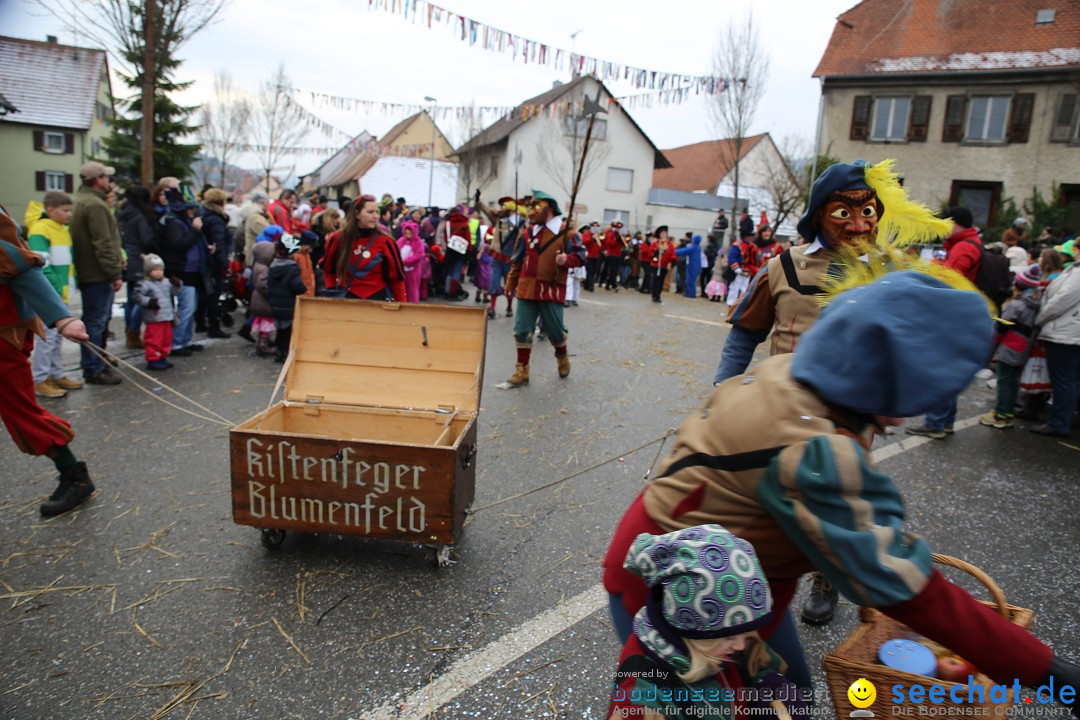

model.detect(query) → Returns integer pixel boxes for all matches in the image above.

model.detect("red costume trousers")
[0,332,75,455]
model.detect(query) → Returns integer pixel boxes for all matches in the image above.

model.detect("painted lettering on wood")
[230,429,472,545]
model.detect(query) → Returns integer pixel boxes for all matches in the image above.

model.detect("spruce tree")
[101,3,202,183]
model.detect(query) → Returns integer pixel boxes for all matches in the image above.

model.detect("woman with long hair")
[116,185,159,348]
[321,195,406,301]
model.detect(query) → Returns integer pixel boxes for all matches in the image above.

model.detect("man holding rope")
[0,204,95,517]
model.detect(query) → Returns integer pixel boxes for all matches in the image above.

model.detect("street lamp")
[424,96,437,206]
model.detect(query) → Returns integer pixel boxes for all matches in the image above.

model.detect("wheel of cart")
[424,543,453,568]
[260,528,286,549]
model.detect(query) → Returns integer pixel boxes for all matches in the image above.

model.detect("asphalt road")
[2,284,1078,720]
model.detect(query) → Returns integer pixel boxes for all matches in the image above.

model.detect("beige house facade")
[814,0,1080,231]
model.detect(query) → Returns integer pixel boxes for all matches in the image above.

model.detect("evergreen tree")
[103,11,201,184]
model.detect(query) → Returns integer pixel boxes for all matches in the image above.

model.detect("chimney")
[46,35,58,43]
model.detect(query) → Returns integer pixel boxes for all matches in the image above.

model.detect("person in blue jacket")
[674,234,703,298]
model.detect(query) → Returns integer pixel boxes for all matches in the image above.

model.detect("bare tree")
[198,72,252,188]
[708,13,769,244]
[251,64,308,192]
[454,102,498,203]
[32,0,225,77]
[535,111,611,212]
[762,135,808,233]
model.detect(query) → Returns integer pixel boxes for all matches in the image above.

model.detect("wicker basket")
[823,554,1035,717]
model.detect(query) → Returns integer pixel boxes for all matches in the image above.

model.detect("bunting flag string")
[297,80,719,126]
[234,142,438,159]
[366,0,726,95]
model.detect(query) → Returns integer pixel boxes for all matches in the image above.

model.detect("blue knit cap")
[791,272,993,417]
[796,159,871,243]
[256,225,284,243]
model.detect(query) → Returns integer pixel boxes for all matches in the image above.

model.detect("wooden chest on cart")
[230,297,485,564]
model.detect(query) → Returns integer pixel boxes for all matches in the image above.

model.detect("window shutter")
[942,95,967,142]
[35,171,46,191]
[908,96,932,142]
[64,174,74,193]
[1006,93,1035,143]
[1051,93,1077,142]
[33,130,44,151]
[64,133,75,154]
[850,95,872,140]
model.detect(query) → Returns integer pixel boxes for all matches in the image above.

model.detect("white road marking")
[662,313,731,328]
[360,584,607,720]
[362,413,985,717]
[576,298,611,307]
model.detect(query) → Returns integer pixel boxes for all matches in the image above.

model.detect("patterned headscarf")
[624,525,773,673]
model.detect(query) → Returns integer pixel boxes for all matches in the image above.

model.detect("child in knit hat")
[980,264,1044,429]
[608,524,807,720]
[135,253,178,371]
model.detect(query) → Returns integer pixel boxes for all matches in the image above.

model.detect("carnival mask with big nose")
[528,199,552,225]
[815,189,881,248]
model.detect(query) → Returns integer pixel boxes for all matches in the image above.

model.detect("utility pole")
[140,0,155,185]
[425,97,436,206]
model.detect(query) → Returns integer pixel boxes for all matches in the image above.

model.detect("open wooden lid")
[286,297,486,414]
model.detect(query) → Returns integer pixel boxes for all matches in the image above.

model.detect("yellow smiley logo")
[848,678,876,708]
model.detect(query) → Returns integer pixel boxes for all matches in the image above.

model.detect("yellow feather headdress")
[817,239,998,318]
[865,159,953,248]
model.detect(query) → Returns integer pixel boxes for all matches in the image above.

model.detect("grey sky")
[1,0,858,176]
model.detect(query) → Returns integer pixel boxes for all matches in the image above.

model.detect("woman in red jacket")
[322,195,407,301]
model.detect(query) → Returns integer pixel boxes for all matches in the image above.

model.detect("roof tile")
[652,135,766,193]
[814,0,1080,77]
[0,36,108,129]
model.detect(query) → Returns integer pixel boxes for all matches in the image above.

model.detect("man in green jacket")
[70,161,123,385]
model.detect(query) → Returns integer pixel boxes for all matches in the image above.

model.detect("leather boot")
[40,462,95,516]
[506,363,529,387]
[801,572,839,625]
[556,353,570,379]
[125,328,144,349]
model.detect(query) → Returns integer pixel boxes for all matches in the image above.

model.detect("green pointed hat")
[531,189,561,217]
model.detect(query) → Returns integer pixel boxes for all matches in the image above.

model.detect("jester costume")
[503,191,585,387]
[713,159,951,384]
[605,272,1073,701]
[0,205,96,516]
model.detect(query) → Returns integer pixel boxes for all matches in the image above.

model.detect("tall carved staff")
[564,87,607,228]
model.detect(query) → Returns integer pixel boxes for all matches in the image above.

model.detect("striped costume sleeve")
[756,434,932,607]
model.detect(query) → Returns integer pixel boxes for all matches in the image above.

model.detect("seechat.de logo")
[848,678,877,718]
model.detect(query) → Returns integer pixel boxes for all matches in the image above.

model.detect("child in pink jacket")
[397,221,424,303]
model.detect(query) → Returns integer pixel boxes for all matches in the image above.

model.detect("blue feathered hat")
[796,159,872,243]
[791,272,992,417]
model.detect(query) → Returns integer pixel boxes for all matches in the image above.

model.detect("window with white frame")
[606,167,633,193]
[45,171,66,191]
[43,131,65,153]
[966,96,1010,141]
[870,97,910,141]
[603,209,629,226]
